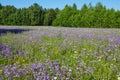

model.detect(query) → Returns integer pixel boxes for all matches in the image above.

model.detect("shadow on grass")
[0,28,30,35]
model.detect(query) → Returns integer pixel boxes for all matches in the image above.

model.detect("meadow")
[0,26,120,80]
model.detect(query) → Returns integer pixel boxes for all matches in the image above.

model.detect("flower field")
[0,26,120,80]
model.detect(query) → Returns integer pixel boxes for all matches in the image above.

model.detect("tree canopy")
[0,3,120,28]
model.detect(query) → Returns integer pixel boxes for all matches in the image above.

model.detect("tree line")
[0,3,120,28]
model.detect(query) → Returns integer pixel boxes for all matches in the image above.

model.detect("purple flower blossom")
[55,72,61,76]
[36,77,40,80]
[0,77,2,80]
[86,67,93,74]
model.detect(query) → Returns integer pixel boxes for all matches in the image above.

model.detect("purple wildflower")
[0,77,2,80]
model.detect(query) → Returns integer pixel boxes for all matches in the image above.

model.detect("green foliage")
[53,3,120,28]
[28,3,44,26]
[0,2,120,28]
[44,8,57,25]
[0,5,16,25]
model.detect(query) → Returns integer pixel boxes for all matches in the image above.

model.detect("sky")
[0,0,120,10]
